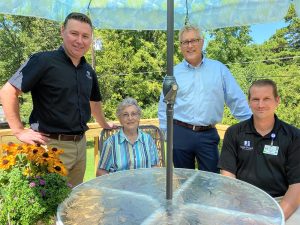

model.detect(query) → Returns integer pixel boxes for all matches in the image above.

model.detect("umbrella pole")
[164,0,177,200]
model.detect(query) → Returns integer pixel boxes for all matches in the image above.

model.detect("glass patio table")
[56,168,284,225]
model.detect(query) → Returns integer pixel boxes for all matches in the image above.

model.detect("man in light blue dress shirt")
[158,24,252,172]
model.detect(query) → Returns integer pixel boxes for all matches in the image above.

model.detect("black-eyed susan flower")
[0,155,15,170]
[0,143,71,224]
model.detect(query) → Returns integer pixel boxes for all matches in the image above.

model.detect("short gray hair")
[116,97,142,118]
[179,24,203,42]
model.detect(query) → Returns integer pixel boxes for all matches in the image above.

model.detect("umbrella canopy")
[0,0,299,30]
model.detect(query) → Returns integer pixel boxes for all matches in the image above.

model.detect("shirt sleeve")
[221,65,252,121]
[286,137,300,185]
[218,126,239,174]
[158,91,167,131]
[98,138,113,171]
[9,54,45,93]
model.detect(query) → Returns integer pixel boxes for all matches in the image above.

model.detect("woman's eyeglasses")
[121,112,140,119]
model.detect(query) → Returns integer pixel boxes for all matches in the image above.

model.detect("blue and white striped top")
[98,128,159,172]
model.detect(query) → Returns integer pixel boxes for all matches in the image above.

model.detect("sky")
[250,20,287,44]
[203,20,287,48]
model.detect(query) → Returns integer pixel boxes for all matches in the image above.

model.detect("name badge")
[263,145,279,155]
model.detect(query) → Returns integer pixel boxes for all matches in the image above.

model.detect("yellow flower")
[49,147,64,155]
[0,155,16,170]
[23,167,32,176]
[0,143,68,176]
[0,143,72,225]
[47,157,68,176]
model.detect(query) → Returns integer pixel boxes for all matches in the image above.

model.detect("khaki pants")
[48,135,87,187]
[286,207,300,225]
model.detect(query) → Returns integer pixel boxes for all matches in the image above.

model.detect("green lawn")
[84,139,96,182]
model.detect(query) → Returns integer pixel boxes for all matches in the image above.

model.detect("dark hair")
[248,79,278,100]
[63,12,92,28]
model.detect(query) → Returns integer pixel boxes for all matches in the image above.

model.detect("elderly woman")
[96,97,159,176]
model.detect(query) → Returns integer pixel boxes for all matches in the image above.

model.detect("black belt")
[48,133,84,142]
[174,119,215,132]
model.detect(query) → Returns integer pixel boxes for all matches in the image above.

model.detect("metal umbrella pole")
[165,0,178,200]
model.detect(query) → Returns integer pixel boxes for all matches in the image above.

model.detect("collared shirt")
[218,115,300,197]
[98,128,159,172]
[9,46,101,134]
[158,57,252,130]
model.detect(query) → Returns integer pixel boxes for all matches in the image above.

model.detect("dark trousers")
[173,123,220,173]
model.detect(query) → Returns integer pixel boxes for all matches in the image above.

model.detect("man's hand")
[15,129,49,145]
[220,170,237,178]
[103,122,118,129]
[280,183,300,220]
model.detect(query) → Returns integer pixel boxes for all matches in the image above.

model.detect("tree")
[0,14,299,127]
[93,29,174,119]
[206,26,253,64]
[284,4,300,49]
[257,5,300,67]
[0,15,61,85]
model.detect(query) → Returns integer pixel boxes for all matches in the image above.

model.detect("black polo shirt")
[9,46,102,134]
[218,115,300,197]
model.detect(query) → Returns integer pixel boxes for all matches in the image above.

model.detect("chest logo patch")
[86,71,92,79]
[240,140,253,151]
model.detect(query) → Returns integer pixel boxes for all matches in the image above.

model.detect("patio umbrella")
[0,0,299,30]
[1,0,299,200]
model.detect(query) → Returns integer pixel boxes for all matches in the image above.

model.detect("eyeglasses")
[121,112,140,119]
[180,38,201,47]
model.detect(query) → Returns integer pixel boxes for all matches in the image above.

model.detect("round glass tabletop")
[57,168,284,225]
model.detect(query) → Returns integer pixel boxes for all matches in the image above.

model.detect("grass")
[84,138,96,182]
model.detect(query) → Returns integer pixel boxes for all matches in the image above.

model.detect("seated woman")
[96,97,159,176]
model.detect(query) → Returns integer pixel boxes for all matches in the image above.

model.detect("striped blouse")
[98,128,159,172]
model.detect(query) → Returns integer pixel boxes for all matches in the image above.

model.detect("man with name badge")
[218,79,300,222]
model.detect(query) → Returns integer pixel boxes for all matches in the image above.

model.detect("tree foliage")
[206,26,253,64]
[90,30,169,119]
[0,15,61,83]
[0,12,299,128]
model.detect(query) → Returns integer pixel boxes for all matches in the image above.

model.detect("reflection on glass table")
[57,168,284,225]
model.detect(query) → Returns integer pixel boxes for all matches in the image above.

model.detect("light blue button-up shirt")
[158,57,252,130]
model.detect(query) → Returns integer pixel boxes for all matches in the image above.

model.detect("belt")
[174,119,215,132]
[48,133,84,142]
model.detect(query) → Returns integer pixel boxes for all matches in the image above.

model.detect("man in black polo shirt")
[0,12,114,187]
[218,79,300,221]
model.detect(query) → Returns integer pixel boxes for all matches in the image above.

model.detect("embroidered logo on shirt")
[240,140,253,151]
[86,71,92,79]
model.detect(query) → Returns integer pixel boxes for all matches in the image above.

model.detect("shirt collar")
[247,114,282,138]
[119,128,144,144]
[183,54,205,69]
[58,46,87,65]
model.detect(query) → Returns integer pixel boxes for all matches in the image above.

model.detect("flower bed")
[0,143,72,225]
